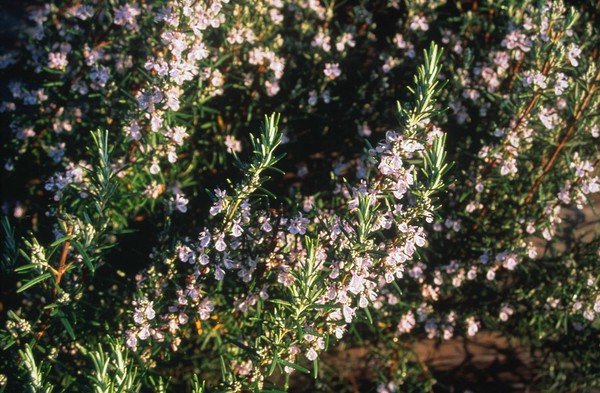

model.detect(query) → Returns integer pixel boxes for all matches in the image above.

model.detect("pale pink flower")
[465,317,480,336]
[224,135,241,154]
[397,311,416,333]
[583,309,595,321]
[393,33,408,49]
[306,348,318,361]
[335,32,355,52]
[48,52,68,69]
[324,63,341,80]
[410,15,429,31]
[499,304,514,321]
[524,71,547,89]
[311,30,331,52]
[265,79,280,96]
[567,43,581,67]
[277,270,295,286]
[347,273,365,295]
[269,8,284,24]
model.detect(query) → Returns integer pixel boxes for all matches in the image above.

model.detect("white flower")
[231,219,243,237]
[538,108,558,130]
[124,121,141,141]
[174,193,189,213]
[149,157,160,175]
[90,65,111,88]
[347,273,364,295]
[502,253,518,270]
[215,233,226,252]
[145,303,156,320]
[114,4,141,30]
[214,265,225,281]
[567,43,581,67]
[308,90,318,106]
[198,299,214,320]
[260,217,272,232]
[138,326,150,340]
[126,332,138,348]
[554,73,568,95]
[342,304,355,323]
[171,126,188,146]
[133,311,143,324]
[178,245,194,264]
[500,157,517,176]
[288,214,309,235]
[210,188,227,216]
[178,312,189,325]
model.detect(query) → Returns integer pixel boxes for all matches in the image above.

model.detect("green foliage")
[0,0,598,392]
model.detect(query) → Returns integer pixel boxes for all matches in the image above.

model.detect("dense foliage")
[1,0,598,392]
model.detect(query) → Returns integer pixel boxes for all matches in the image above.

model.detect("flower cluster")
[1,0,598,392]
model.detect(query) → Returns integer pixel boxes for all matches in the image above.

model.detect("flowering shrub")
[0,0,598,392]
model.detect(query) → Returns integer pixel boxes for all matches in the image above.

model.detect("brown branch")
[34,225,73,343]
[505,30,562,136]
[524,71,600,204]
[529,158,600,227]
[473,31,583,230]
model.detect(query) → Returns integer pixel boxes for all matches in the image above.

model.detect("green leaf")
[267,352,279,376]
[268,299,292,307]
[57,310,76,340]
[17,272,52,293]
[50,235,74,248]
[14,263,40,273]
[71,241,95,274]
[363,307,374,325]
[278,359,310,374]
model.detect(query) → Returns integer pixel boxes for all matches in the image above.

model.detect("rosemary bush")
[0,0,598,392]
